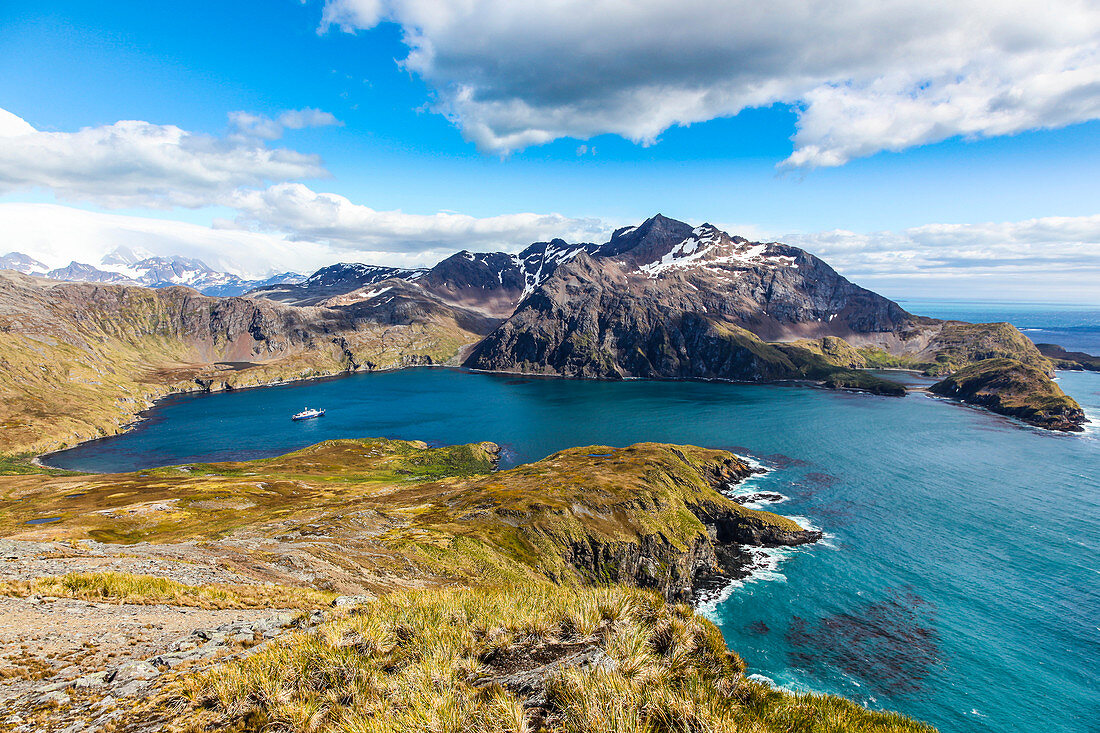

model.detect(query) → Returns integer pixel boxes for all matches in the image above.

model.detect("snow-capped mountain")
[47,262,137,284]
[0,252,50,276]
[0,248,304,297]
[303,263,426,289]
[6,215,808,311]
[250,263,427,305]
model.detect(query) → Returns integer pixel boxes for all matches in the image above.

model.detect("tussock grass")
[0,571,335,609]
[168,584,934,733]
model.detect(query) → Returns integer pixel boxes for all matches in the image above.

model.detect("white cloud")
[322,0,1100,166]
[228,108,342,140]
[228,183,609,251]
[0,108,327,209]
[0,203,331,278]
[0,199,610,276]
[783,215,1100,300]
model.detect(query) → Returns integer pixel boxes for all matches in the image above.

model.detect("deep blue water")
[45,366,1100,733]
[901,299,1100,355]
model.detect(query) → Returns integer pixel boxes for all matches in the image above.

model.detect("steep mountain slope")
[466,216,916,378]
[0,272,489,455]
[461,215,1081,429]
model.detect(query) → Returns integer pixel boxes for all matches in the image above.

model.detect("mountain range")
[0,213,1086,448]
[0,248,304,297]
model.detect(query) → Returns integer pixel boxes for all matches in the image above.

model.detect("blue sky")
[0,0,1098,300]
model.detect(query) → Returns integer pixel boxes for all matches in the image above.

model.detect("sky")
[0,0,1098,301]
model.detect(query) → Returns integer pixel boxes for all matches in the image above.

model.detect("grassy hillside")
[159,584,932,733]
[0,439,813,598]
[0,273,482,456]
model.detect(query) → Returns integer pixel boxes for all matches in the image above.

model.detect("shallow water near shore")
[46,368,1100,733]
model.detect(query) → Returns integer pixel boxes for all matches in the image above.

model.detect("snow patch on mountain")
[638,224,798,277]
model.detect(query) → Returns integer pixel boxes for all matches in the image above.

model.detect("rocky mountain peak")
[635,223,796,277]
[599,214,696,265]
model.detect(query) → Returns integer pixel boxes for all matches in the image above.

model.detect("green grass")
[921,322,1051,376]
[163,584,934,733]
[0,571,335,609]
[0,454,81,476]
[0,440,802,600]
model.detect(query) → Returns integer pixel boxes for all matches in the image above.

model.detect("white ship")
[291,407,325,421]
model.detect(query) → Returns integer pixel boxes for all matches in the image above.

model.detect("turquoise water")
[45,367,1100,733]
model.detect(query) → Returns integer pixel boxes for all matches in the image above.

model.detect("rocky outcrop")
[462,249,907,387]
[930,358,1088,431]
[454,443,821,602]
[1037,343,1100,372]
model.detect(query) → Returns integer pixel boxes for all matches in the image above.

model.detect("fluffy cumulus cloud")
[228,183,608,251]
[0,108,327,208]
[321,0,1100,166]
[0,106,606,255]
[783,216,1100,299]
